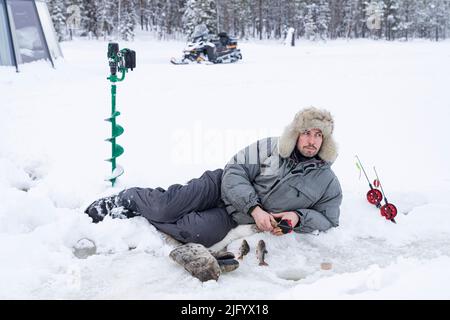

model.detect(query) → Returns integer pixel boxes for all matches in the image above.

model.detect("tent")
[0,0,62,71]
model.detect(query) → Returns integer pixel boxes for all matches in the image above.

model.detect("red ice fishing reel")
[276,218,293,234]
[356,156,398,224]
[367,188,382,207]
[380,203,397,220]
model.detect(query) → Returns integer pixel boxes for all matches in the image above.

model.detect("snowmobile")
[171,27,242,65]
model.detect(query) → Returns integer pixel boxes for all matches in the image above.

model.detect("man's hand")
[270,211,299,236]
[251,206,276,232]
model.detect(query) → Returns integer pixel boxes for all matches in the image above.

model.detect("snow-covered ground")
[1,33,450,299]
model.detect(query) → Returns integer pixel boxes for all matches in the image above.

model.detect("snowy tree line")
[47,0,450,41]
[48,0,139,41]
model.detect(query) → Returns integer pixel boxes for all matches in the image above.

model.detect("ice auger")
[105,43,136,186]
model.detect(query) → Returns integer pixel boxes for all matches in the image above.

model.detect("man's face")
[296,128,323,157]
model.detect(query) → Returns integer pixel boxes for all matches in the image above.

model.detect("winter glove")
[169,243,221,282]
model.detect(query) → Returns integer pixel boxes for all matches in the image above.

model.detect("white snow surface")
[1,33,450,299]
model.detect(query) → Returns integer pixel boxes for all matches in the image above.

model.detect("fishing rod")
[355,155,382,208]
[373,167,397,224]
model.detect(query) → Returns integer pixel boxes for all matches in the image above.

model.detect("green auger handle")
[105,42,136,186]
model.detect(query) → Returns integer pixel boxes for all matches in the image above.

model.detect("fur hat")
[278,107,338,163]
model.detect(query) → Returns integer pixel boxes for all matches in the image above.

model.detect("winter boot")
[210,250,240,273]
[84,194,137,223]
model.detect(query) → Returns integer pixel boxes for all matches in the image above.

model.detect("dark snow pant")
[116,169,237,248]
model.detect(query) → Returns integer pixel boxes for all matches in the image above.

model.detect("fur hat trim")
[278,107,338,163]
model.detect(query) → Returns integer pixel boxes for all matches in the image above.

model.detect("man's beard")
[300,145,318,157]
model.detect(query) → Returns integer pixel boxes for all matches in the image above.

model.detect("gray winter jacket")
[221,137,342,233]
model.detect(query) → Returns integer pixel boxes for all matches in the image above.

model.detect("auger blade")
[105,165,124,182]
[104,111,121,122]
[113,125,124,138]
[105,144,124,162]
[105,125,124,141]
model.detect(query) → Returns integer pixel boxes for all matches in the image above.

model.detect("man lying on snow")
[84,107,342,281]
